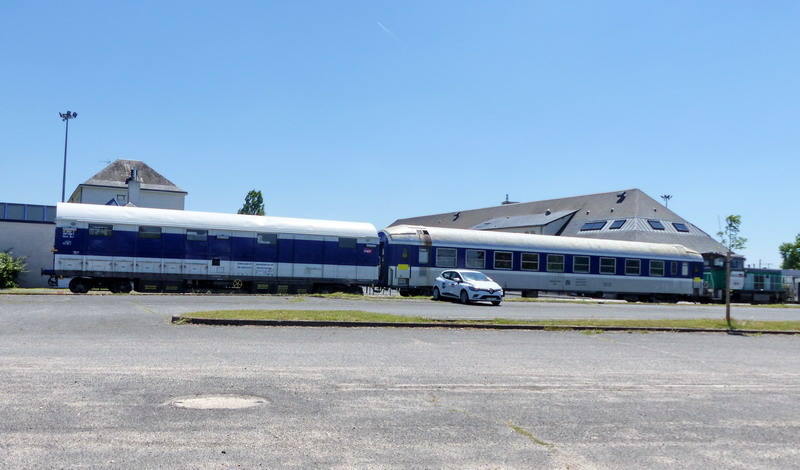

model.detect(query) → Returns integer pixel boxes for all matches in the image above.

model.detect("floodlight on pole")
[661,194,672,208]
[59,111,78,202]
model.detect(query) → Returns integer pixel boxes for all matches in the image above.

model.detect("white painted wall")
[0,221,55,287]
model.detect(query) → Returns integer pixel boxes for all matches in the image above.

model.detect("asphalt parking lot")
[1,294,799,468]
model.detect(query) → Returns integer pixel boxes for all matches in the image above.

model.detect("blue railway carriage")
[50,203,380,294]
[379,225,705,302]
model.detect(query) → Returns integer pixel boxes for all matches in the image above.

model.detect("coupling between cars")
[432,269,504,306]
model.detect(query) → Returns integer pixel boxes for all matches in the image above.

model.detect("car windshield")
[461,272,490,282]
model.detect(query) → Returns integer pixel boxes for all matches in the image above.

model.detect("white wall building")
[0,203,57,287]
[68,159,187,210]
[3,160,187,288]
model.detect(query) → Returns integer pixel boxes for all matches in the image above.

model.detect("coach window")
[339,237,357,249]
[436,248,457,268]
[521,253,539,271]
[494,251,512,270]
[466,250,485,269]
[573,256,590,274]
[138,226,162,239]
[625,259,641,275]
[681,262,689,276]
[419,247,429,264]
[89,224,112,237]
[187,229,208,242]
[650,260,665,277]
[257,233,277,245]
[547,254,565,272]
[600,257,615,274]
[671,261,677,276]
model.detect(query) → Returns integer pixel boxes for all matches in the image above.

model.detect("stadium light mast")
[59,111,78,202]
[661,194,672,208]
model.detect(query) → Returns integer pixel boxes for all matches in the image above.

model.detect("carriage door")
[254,233,278,278]
[209,230,233,276]
[184,229,209,277]
[395,246,411,287]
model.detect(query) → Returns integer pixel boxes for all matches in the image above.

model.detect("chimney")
[126,168,143,206]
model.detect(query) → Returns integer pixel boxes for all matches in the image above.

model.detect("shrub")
[0,250,27,288]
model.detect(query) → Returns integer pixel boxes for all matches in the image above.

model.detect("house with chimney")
[67,159,187,209]
[2,160,186,287]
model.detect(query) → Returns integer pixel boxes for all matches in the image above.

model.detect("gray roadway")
[7,291,800,322]
[1,294,799,469]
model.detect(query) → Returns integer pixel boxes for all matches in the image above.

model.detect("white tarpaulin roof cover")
[56,203,379,239]
[383,225,702,261]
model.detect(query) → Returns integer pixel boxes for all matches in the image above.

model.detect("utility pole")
[59,111,78,202]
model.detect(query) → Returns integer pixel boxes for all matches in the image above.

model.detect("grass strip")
[178,309,800,332]
[182,309,432,323]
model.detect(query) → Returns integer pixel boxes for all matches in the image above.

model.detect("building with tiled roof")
[391,189,727,256]
[67,159,187,209]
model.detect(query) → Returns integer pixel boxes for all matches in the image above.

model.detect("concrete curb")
[171,316,800,335]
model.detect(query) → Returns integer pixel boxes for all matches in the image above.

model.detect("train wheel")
[232,279,243,289]
[459,290,470,304]
[69,277,92,294]
[347,286,364,295]
[116,280,133,294]
[432,287,441,301]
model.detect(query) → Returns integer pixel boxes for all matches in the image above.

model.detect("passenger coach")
[379,225,705,301]
[49,203,380,294]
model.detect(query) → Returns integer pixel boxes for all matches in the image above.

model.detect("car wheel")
[491,300,501,306]
[459,290,470,304]
[432,287,441,301]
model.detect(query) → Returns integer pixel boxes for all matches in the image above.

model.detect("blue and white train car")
[379,225,705,301]
[51,203,380,293]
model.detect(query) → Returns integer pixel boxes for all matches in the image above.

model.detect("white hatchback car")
[433,269,504,305]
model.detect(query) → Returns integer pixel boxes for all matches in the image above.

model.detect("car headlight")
[469,285,480,291]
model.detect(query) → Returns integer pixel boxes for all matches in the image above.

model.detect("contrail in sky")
[377,21,402,43]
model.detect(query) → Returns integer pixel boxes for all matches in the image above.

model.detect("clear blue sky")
[2,1,798,268]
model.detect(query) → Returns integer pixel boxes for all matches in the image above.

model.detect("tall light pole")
[661,194,672,208]
[59,111,78,202]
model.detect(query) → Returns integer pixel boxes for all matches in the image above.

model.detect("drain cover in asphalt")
[172,394,268,410]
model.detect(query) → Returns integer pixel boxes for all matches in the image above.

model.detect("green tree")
[0,249,27,289]
[238,190,265,215]
[717,215,747,329]
[779,234,800,269]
